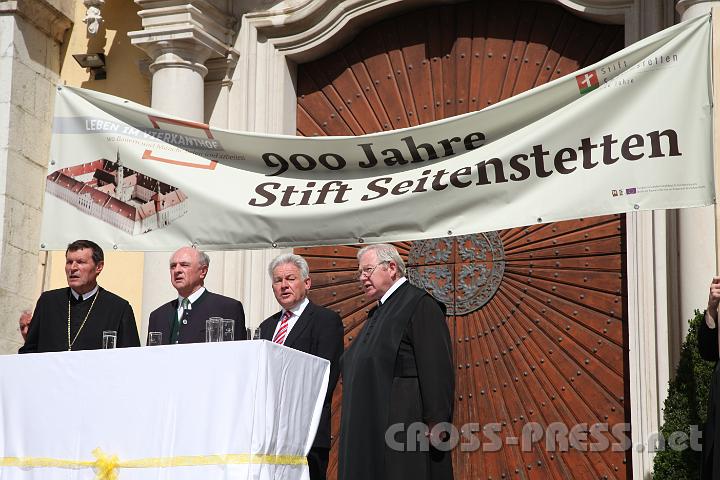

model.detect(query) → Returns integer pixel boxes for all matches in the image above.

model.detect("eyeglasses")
[355,262,387,280]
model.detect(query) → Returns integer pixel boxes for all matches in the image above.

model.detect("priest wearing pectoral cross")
[339,244,454,480]
[19,240,140,353]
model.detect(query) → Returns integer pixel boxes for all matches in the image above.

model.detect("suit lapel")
[167,299,179,331]
[283,302,313,348]
[178,290,209,343]
[263,312,282,341]
[193,289,210,307]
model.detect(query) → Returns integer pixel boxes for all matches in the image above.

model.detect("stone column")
[0,0,73,353]
[130,1,281,338]
[129,0,236,122]
[677,0,720,18]
[675,0,720,324]
[130,1,237,339]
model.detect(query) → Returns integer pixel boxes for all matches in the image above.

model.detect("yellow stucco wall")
[60,1,150,104]
[46,251,145,327]
[46,0,150,328]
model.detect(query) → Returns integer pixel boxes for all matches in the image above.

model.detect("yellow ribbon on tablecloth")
[0,448,308,479]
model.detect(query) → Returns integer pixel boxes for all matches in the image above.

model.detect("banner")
[41,14,714,251]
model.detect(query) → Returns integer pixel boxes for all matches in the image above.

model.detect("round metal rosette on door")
[407,232,505,316]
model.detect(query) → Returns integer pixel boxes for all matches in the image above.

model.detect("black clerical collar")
[70,284,99,302]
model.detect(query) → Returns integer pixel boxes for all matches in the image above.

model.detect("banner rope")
[0,448,307,479]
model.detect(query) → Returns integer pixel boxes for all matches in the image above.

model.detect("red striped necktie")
[273,310,292,344]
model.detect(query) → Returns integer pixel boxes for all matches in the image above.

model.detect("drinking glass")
[102,330,117,349]
[253,327,262,340]
[222,319,234,341]
[148,332,162,346]
[206,317,223,342]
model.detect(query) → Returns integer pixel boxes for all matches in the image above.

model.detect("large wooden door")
[295,2,629,479]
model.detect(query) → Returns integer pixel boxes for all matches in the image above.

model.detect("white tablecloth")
[0,340,329,479]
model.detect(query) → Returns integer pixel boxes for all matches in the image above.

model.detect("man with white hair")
[259,253,344,480]
[339,243,454,480]
[148,246,245,344]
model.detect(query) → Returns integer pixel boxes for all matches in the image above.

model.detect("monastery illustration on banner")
[46,153,189,235]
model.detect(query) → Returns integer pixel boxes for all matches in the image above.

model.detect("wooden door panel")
[497,5,537,100]
[507,254,623,270]
[295,2,629,479]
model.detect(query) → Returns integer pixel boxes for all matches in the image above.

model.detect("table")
[0,340,329,479]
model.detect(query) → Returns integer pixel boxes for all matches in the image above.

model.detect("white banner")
[41,14,714,251]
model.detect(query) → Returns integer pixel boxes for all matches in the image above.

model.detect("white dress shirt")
[380,276,407,305]
[272,297,310,344]
[70,284,99,301]
[176,286,206,320]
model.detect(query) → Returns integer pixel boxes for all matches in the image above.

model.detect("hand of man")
[18,310,32,341]
[707,276,720,323]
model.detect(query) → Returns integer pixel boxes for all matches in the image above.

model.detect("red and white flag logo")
[576,70,600,95]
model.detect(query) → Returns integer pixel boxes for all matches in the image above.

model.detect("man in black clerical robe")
[339,244,454,480]
[700,276,720,479]
[147,246,245,344]
[20,240,140,353]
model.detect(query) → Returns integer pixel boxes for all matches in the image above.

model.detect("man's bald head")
[169,247,209,298]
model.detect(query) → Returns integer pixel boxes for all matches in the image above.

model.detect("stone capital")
[142,39,213,77]
[676,0,720,19]
[205,54,237,85]
[0,0,74,43]
[129,0,237,75]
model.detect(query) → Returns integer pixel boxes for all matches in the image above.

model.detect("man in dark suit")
[259,253,344,480]
[20,239,140,353]
[148,247,245,344]
[339,244,454,480]
[700,276,720,479]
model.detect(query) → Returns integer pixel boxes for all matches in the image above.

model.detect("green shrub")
[653,310,715,479]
